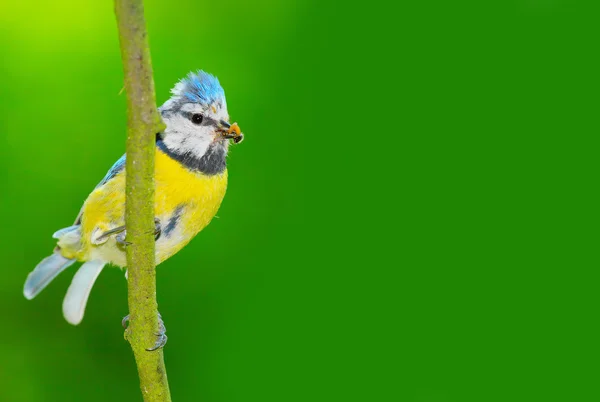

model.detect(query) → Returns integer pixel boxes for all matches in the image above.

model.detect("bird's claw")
[147,314,167,351]
[122,314,130,329]
[113,217,161,246]
[122,313,168,351]
[147,332,168,352]
[116,232,132,247]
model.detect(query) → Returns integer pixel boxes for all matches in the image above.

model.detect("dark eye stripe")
[180,111,219,127]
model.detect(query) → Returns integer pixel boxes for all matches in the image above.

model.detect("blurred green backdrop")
[0,1,597,401]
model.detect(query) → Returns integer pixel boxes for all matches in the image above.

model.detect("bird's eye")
[191,114,203,125]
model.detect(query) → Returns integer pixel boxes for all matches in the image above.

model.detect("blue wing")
[73,154,126,225]
[95,154,126,189]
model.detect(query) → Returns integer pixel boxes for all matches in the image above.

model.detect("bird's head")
[157,71,243,172]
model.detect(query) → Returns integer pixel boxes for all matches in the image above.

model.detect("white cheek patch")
[161,101,232,160]
[181,133,212,156]
[163,114,212,157]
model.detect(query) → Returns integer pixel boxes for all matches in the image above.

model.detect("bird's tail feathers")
[62,260,105,325]
[24,252,76,300]
[52,225,80,239]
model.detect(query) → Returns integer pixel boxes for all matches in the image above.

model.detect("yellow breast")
[76,148,228,266]
[154,148,228,263]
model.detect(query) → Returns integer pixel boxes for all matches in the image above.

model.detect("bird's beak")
[218,120,244,144]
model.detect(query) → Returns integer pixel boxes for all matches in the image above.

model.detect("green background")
[0,1,597,401]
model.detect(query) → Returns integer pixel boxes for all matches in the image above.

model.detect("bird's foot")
[116,232,131,247]
[147,313,167,351]
[121,312,168,351]
[101,217,161,247]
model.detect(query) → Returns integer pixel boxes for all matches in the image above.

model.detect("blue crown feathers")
[172,70,226,106]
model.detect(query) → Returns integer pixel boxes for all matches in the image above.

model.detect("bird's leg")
[147,313,168,351]
[116,232,131,247]
[121,312,168,351]
[95,225,126,244]
[113,217,160,247]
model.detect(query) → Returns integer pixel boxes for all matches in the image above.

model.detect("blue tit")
[23,70,244,325]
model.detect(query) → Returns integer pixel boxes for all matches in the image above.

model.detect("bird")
[23,70,244,342]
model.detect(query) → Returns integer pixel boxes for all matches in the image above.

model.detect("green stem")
[114,0,170,401]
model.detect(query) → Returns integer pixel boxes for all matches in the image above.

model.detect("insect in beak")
[218,120,244,144]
